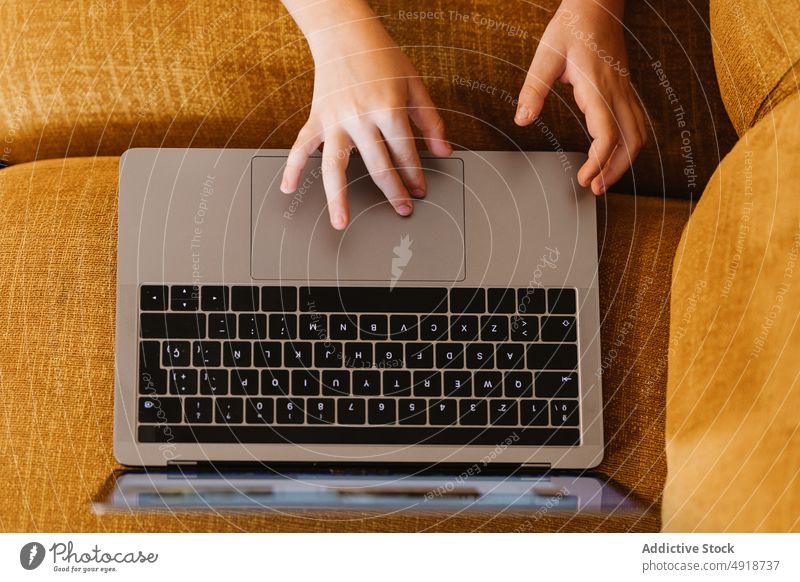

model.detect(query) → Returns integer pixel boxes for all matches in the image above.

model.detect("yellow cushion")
[0,0,735,198]
[0,155,688,531]
[663,92,800,532]
[711,0,800,135]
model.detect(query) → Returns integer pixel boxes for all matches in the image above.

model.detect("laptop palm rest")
[250,156,466,282]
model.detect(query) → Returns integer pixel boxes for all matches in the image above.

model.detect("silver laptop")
[114,148,603,469]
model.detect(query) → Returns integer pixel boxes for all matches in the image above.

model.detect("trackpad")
[251,156,466,282]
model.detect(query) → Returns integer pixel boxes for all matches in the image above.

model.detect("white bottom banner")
[2,533,797,580]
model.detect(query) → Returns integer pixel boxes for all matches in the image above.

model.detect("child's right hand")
[280,0,451,230]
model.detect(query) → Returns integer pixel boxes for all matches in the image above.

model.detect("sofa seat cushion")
[663,92,800,531]
[0,155,689,531]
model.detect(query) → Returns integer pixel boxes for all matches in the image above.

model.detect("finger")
[516,44,564,126]
[320,131,352,230]
[281,122,322,193]
[591,101,644,195]
[353,128,414,216]
[577,93,620,188]
[378,114,426,197]
[407,78,452,157]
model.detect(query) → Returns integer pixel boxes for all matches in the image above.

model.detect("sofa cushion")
[663,92,800,532]
[0,155,689,531]
[0,0,735,198]
[711,0,800,135]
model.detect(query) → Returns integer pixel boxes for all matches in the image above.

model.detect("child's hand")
[280,1,451,230]
[515,0,646,194]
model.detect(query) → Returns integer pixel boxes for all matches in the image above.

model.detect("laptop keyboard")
[136,285,581,446]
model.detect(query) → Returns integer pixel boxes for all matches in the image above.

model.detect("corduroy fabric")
[710,0,800,136]
[0,156,688,532]
[0,0,735,198]
[663,93,800,532]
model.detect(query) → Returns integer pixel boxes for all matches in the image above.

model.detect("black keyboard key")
[208,313,236,339]
[420,314,448,340]
[398,399,427,425]
[231,369,259,395]
[140,425,581,446]
[548,288,577,314]
[383,371,411,396]
[496,343,525,369]
[192,341,220,367]
[299,314,327,339]
[413,371,441,397]
[269,314,297,340]
[450,288,485,313]
[474,372,502,397]
[551,400,579,426]
[465,343,494,369]
[459,399,488,425]
[353,370,380,396]
[375,342,403,368]
[200,369,228,395]
[169,369,197,395]
[139,340,161,372]
[185,397,213,423]
[307,398,336,424]
[436,343,464,369]
[163,341,191,367]
[140,313,206,339]
[276,398,305,424]
[292,369,320,395]
[139,397,181,423]
[262,370,290,395]
[517,288,545,314]
[537,372,579,398]
[300,286,447,313]
[368,399,397,425]
[171,285,199,311]
[504,372,533,397]
[140,285,168,311]
[489,399,519,426]
[231,286,259,311]
[239,313,267,339]
[223,341,251,367]
[450,315,479,341]
[487,288,516,314]
[428,399,458,425]
[245,398,274,424]
[322,370,350,395]
[315,342,343,368]
[139,368,167,395]
[510,315,539,341]
[329,314,358,340]
[284,342,313,367]
[337,398,366,424]
[215,398,243,424]
[390,315,417,340]
[201,286,228,311]
[406,343,434,368]
[480,316,509,341]
[541,316,577,342]
[254,341,282,367]
[528,344,578,370]
[521,400,549,426]
[359,315,388,340]
[262,286,297,312]
[443,371,472,397]
[345,343,373,368]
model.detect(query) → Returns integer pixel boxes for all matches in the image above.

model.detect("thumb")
[407,78,452,157]
[516,44,565,126]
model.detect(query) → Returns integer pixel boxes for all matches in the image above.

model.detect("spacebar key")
[140,313,206,338]
[300,287,447,313]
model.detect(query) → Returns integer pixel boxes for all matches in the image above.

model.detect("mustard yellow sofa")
[0,0,796,532]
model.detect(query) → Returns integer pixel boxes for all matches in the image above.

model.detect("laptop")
[114,148,603,470]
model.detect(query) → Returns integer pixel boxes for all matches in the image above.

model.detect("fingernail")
[397,203,413,216]
[280,177,289,193]
[333,214,347,229]
[515,105,531,122]
[412,188,425,198]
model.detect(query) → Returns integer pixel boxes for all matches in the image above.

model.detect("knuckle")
[371,167,395,185]
[320,155,343,173]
